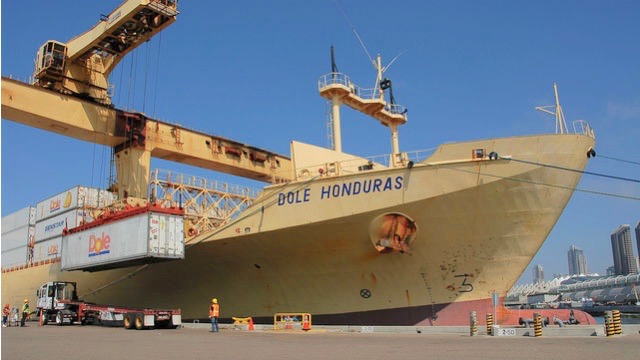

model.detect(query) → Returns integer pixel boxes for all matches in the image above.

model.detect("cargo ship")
[1,87,598,325]
[2,1,598,325]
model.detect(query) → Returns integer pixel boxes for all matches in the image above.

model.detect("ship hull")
[2,134,596,325]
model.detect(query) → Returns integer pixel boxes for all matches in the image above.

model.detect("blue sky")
[2,1,639,283]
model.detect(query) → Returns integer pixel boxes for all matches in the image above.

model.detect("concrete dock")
[2,322,639,360]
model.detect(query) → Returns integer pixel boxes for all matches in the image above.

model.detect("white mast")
[536,83,569,134]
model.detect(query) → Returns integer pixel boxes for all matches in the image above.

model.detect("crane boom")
[2,1,294,201]
[1,77,293,199]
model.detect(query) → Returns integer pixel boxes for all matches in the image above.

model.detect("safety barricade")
[232,316,254,330]
[273,313,311,331]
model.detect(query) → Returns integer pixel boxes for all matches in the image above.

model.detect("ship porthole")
[368,213,417,254]
[360,289,372,299]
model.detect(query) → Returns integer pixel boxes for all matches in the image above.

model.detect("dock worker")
[20,299,30,327]
[2,303,10,327]
[209,298,220,332]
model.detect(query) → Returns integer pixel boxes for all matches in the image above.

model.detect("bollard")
[486,313,493,336]
[533,312,542,337]
[612,309,622,335]
[604,311,614,337]
[470,311,477,336]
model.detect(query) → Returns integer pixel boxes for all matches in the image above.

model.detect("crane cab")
[34,40,67,88]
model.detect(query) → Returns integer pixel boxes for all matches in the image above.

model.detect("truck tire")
[124,313,135,329]
[55,312,63,326]
[41,311,49,326]
[134,313,145,330]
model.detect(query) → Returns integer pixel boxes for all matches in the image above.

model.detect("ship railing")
[318,72,383,100]
[385,103,408,115]
[151,169,260,198]
[572,120,595,138]
[296,148,438,179]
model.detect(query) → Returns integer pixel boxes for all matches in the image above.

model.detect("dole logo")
[88,232,111,257]
[48,244,59,255]
[50,199,61,212]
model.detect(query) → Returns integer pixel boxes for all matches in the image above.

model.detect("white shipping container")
[36,186,117,221]
[1,246,29,269]
[62,211,184,271]
[32,236,62,263]
[1,226,35,252]
[35,209,93,242]
[2,207,36,233]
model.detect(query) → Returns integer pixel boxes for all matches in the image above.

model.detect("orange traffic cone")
[248,317,254,331]
[302,315,311,331]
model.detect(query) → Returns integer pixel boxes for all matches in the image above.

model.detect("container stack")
[33,186,117,264]
[1,207,36,270]
[2,186,117,269]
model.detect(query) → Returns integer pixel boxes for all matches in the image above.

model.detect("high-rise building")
[611,225,638,275]
[532,264,544,284]
[635,221,640,271]
[567,245,587,275]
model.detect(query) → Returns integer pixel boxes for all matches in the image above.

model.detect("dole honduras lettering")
[88,232,111,257]
[278,176,403,206]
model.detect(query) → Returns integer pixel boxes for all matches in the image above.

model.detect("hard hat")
[23,298,28,303]
[212,298,218,304]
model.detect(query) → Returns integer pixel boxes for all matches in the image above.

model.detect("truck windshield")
[56,284,75,301]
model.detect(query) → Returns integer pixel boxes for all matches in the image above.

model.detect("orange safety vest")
[209,303,220,318]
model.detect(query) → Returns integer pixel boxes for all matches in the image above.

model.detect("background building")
[532,264,544,284]
[636,221,640,271]
[611,225,638,275]
[567,245,587,275]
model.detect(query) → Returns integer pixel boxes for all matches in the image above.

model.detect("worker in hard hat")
[20,299,30,327]
[2,303,10,327]
[208,298,220,332]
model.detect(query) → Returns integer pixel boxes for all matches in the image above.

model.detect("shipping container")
[32,236,62,263]
[2,207,36,233]
[35,209,93,242]
[61,211,184,271]
[36,186,117,222]
[1,226,35,252]
[1,246,29,269]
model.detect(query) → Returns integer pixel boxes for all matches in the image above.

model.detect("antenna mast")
[536,83,569,134]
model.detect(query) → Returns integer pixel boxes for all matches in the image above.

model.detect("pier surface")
[3,322,639,360]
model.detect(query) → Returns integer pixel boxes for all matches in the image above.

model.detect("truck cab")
[36,281,79,325]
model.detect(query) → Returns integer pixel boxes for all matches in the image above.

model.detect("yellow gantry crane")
[2,0,293,201]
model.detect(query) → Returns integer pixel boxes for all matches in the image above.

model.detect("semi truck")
[36,281,181,329]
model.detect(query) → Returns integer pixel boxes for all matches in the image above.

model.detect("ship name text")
[277,176,403,206]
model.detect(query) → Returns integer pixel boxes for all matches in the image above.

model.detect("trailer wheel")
[55,312,63,326]
[124,313,135,329]
[134,313,145,330]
